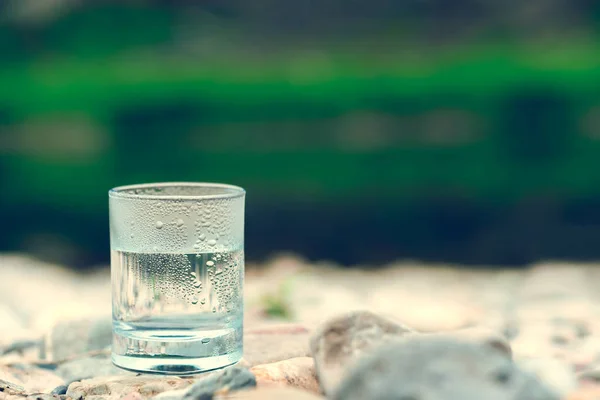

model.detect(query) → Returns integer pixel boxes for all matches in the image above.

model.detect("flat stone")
[251,357,319,393]
[334,335,559,400]
[50,385,68,395]
[67,375,196,400]
[309,310,414,396]
[184,366,256,399]
[216,387,325,399]
[55,354,134,382]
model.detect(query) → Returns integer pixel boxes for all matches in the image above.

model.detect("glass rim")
[109,182,246,201]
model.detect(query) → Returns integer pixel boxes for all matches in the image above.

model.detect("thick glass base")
[112,325,242,375]
[112,352,241,375]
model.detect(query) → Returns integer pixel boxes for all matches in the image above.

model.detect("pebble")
[49,385,68,395]
[309,310,414,396]
[334,335,559,400]
[251,357,319,393]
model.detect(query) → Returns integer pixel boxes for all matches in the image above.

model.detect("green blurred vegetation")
[1,1,600,267]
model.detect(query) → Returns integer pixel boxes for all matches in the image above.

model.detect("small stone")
[309,310,414,396]
[50,385,68,395]
[334,336,559,400]
[184,366,256,399]
[518,357,577,398]
[251,357,319,393]
[216,387,325,399]
[67,376,195,400]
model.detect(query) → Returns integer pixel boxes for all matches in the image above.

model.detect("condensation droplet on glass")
[201,338,210,344]
[208,239,217,246]
[176,218,184,227]
[155,221,164,229]
[212,307,217,313]
[191,299,199,305]
[199,233,206,241]
[201,298,206,305]
[130,234,134,239]
[206,260,215,267]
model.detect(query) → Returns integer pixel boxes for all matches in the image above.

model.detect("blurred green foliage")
[1,1,600,267]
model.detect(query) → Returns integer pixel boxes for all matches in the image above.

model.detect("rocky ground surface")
[2,253,600,399]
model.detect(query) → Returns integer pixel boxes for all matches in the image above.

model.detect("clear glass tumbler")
[109,182,245,374]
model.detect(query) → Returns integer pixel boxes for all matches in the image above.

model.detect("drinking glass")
[109,182,245,374]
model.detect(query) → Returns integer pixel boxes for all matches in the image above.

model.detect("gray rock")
[334,336,559,400]
[50,385,68,395]
[184,366,256,399]
[309,310,414,396]
[55,354,134,382]
[44,318,112,361]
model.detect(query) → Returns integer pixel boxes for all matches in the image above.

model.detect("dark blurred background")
[1,0,600,269]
